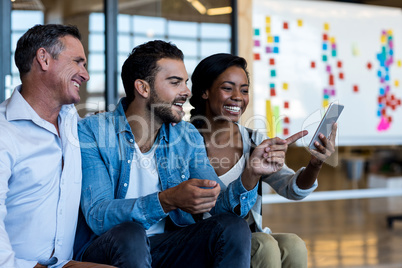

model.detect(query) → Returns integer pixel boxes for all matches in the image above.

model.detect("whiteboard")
[251,0,402,146]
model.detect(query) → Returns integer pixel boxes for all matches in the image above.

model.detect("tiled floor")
[262,150,402,267]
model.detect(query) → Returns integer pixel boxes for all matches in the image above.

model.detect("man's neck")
[20,84,62,134]
[125,101,162,153]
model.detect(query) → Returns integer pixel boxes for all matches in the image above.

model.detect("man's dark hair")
[121,40,184,104]
[15,24,81,78]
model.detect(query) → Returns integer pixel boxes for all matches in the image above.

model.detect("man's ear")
[202,90,209,100]
[134,79,150,98]
[36,48,50,71]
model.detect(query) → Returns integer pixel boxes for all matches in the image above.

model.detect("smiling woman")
[190,53,339,268]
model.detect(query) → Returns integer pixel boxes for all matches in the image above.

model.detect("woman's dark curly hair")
[189,53,249,129]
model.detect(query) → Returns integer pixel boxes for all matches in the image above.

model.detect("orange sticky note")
[254,53,261,60]
[311,61,316,68]
[329,75,334,86]
[270,89,276,96]
[284,101,289,109]
[337,61,342,68]
[353,85,359,92]
[284,117,290,124]
[283,22,288,29]
[283,128,289,136]
[339,72,344,79]
[269,58,275,65]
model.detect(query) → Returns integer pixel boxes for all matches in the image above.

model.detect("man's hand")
[159,179,220,214]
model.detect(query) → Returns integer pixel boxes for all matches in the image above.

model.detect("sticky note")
[266,100,275,138]
[339,72,344,79]
[270,88,276,96]
[297,19,303,27]
[254,29,260,36]
[283,22,288,29]
[254,40,260,47]
[395,80,399,87]
[269,58,275,65]
[322,55,327,62]
[254,53,261,60]
[337,61,342,68]
[284,101,289,109]
[381,35,386,44]
[274,36,280,43]
[273,106,282,135]
[283,128,289,136]
[332,50,337,57]
[311,61,316,68]
[352,43,359,56]
[270,83,275,89]
[323,43,328,50]
[353,85,359,92]
[271,70,276,77]
[367,62,372,69]
[283,83,288,90]
[266,47,272,53]
[273,47,279,53]
[323,99,329,108]
[266,17,271,24]
[284,117,290,124]
[398,60,402,67]
[326,65,331,72]
[387,29,393,35]
[267,36,274,43]
[330,37,336,44]
[323,34,328,41]
[329,74,334,86]
[266,26,271,33]
[324,23,329,31]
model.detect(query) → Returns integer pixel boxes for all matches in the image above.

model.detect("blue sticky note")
[379,88,385,95]
[273,47,279,53]
[323,43,327,50]
[254,29,260,36]
[385,75,390,81]
[274,36,280,43]
[377,70,382,77]
[271,70,276,77]
[270,83,275,88]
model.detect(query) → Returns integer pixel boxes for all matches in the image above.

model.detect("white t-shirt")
[126,142,165,236]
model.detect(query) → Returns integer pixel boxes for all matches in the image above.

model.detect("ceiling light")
[207,6,232,16]
[187,0,206,15]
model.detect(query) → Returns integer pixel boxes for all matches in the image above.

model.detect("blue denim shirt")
[74,98,258,259]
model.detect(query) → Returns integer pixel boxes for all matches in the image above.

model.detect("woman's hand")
[309,123,337,167]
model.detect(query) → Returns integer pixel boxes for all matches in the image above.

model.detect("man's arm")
[0,129,38,268]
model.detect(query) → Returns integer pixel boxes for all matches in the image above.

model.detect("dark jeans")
[82,213,251,268]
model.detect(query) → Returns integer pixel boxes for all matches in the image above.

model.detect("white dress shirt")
[0,86,82,268]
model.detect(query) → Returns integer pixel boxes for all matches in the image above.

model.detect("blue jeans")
[82,213,251,268]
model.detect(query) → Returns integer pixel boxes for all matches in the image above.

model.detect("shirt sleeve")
[0,127,38,268]
[78,119,168,236]
[187,125,258,217]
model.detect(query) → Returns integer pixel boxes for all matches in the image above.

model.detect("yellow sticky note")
[395,80,399,87]
[283,83,288,90]
[266,26,271,33]
[381,35,387,44]
[398,60,401,67]
[267,35,274,43]
[352,43,359,56]
[324,23,329,31]
[330,37,336,44]
[297,19,303,27]
[266,17,271,24]
[323,99,329,108]
[266,100,275,138]
[387,29,393,35]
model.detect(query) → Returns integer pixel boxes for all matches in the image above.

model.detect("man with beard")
[74,40,259,267]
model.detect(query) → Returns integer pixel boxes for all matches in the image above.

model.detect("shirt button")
[124,183,128,187]
[127,160,131,163]
[181,174,185,179]
[130,139,134,143]
[241,196,246,200]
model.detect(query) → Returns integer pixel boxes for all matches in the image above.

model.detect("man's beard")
[147,90,184,124]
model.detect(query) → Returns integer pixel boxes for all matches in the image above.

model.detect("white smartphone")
[308,102,344,150]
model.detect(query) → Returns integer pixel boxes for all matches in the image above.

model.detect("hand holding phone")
[308,103,344,150]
